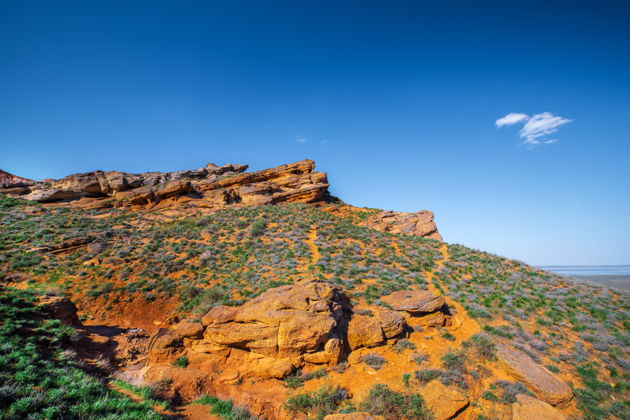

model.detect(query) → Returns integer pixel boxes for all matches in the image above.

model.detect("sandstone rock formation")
[0,169,34,186]
[497,344,573,406]
[366,210,442,240]
[381,290,445,314]
[512,394,566,420]
[147,280,409,380]
[0,160,330,210]
[421,380,469,420]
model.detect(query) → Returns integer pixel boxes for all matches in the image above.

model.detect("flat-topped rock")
[381,290,445,314]
[366,210,442,240]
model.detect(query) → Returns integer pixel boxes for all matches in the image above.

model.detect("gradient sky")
[1,1,629,265]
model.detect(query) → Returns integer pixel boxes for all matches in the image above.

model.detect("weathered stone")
[347,315,385,350]
[421,380,469,420]
[147,329,183,364]
[175,320,204,339]
[374,307,407,338]
[87,241,107,254]
[202,280,347,358]
[497,344,572,406]
[381,290,445,314]
[366,210,442,240]
[512,394,566,420]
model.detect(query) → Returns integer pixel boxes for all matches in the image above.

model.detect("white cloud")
[295,137,307,143]
[519,112,571,145]
[496,113,529,127]
[496,111,571,146]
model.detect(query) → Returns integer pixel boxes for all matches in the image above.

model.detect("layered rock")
[381,290,445,314]
[366,210,442,240]
[497,344,573,406]
[0,160,330,210]
[147,280,409,380]
[0,169,34,186]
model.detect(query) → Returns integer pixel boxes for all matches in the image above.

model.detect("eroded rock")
[421,380,469,420]
[512,394,566,420]
[497,344,572,406]
[381,290,445,314]
[366,210,442,240]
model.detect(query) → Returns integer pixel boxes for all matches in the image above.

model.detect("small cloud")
[496,111,571,146]
[295,137,307,143]
[496,113,529,127]
[519,112,571,145]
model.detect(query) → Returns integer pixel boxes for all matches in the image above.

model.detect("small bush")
[173,355,189,368]
[392,339,416,354]
[363,354,387,370]
[358,384,431,419]
[284,385,348,418]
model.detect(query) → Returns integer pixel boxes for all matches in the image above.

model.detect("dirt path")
[424,243,481,340]
[306,226,320,264]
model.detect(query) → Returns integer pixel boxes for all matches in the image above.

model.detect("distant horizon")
[2,1,629,266]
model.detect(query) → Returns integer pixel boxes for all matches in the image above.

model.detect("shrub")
[392,339,416,354]
[173,355,189,368]
[357,384,431,419]
[284,385,348,418]
[363,354,387,370]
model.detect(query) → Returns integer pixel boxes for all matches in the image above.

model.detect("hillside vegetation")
[1,193,628,419]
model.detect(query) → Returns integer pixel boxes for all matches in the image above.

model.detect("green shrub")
[195,394,254,419]
[357,384,431,419]
[284,385,348,418]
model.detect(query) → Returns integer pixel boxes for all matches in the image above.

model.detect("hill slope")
[0,161,628,420]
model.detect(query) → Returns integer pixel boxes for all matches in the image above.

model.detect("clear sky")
[1,1,629,266]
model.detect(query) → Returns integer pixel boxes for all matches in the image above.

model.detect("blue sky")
[1,1,629,265]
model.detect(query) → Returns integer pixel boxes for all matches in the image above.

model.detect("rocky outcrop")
[0,169,34,186]
[381,290,445,314]
[0,160,330,210]
[512,394,566,420]
[497,344,573,406]
[421,380,469,420]
[366,210,442,241]
[147,280,408,380]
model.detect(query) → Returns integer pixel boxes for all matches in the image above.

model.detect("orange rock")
[347,315,385,350]
[374,307,407,338]
[497,344,572,406]
[421,380,469,420]
[366,210,442,240]
[175,320,204,339]
[381,290,445,314]
[413,311,445,328]
[147,328,183,364]
[201,280,347,358]
[512,394,566,420]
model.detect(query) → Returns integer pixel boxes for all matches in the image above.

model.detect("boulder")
[347,315,385,350]
[201,280,348,358]
[174,320,204,339]
[381,290,445,314]
[374,307,407,338]
[512,394,566,420]
[497,344,572,406]
[147,329,183,364]
[421,380,469,420]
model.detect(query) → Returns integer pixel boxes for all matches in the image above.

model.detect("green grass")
[194,394,254,420]
[0,287,162,419]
